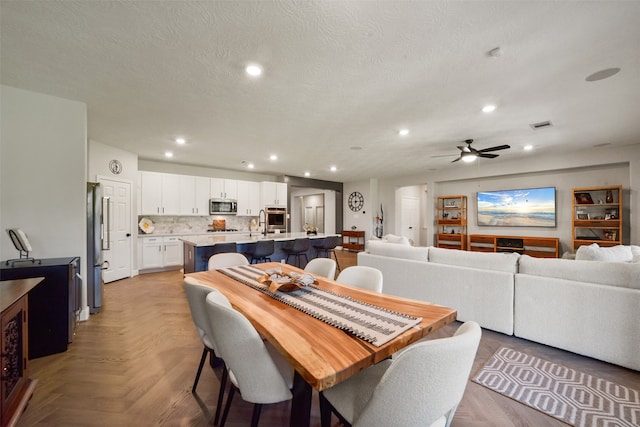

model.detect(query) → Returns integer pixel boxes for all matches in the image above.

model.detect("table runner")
[218,264,422,347]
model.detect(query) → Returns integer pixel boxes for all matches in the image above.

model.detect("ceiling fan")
[451,139,511,163]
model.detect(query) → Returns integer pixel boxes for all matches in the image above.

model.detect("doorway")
[98,177,132,283]
[301,194,325,233]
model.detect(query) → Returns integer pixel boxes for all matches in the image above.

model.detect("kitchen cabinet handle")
[102,196,111,250]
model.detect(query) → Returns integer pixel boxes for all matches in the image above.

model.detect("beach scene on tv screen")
[477,187,556,227]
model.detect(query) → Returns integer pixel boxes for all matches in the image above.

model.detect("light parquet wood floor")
[16,250,640,426]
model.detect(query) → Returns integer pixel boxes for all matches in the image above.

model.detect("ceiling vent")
[530,121,553,130]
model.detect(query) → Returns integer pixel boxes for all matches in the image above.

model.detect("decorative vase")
[605,189,614,203]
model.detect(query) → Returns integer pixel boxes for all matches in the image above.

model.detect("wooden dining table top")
[186,262,457,391]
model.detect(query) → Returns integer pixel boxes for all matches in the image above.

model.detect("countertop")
[181,232,338,247]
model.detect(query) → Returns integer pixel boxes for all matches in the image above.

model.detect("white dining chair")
[208,252,249,270]
[336,265,383,293]
[183,277,228,425]
[205,292,294,427]
[319,321,481,427]
[304,258,337,280]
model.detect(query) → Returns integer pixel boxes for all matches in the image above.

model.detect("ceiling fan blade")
[478,144,511,153]
[456,145,470,152]
[478,153,499,158]
[431,154,457,158]
[451,156,462,163]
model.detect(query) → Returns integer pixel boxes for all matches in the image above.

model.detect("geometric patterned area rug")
[473,347,640,427]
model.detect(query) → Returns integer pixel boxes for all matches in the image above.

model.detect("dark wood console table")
[342,230,365,252]
[1,277,43,427]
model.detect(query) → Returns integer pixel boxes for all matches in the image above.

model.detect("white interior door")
[400,196,419,244]
[99,177,132,283]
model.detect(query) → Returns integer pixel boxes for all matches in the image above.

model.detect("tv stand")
[469,234,559,258]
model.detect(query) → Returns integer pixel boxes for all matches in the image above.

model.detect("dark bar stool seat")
[312,235,341,273]
[249,239,274,264]
[282,238,310,268]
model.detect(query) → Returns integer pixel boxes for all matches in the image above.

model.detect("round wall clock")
[348,191,364,212]
[109,159,123,175]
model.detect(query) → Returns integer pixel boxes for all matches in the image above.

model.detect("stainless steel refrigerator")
[87,182,107,314]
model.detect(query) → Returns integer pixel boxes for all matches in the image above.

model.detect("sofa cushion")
[631,245,640,263]
[575,243,633,262]
[428,247,520,273]
[381,234,411,245]
[367,240,428,261]
[518,254,640,289]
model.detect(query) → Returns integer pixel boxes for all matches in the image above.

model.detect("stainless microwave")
[209,199,237,215]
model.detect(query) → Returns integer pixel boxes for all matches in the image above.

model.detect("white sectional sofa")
[357,239,640,371]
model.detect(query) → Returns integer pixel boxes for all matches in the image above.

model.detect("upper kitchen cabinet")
[140,171,180,215]
[210,178,238,200]
[261,181,287,208]
[236,180,261,216]
[179,175,210,215]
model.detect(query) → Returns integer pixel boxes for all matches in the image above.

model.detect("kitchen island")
[181,232,340,273]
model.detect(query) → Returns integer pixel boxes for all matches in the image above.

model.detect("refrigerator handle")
[102,196,111,250]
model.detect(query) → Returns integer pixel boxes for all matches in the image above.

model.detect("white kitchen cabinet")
[140,236,163,269]
[261,181,287,207]
[162,236,183,266]
[236,180,262,216]
[139,171,180,215]
[179,175,210,215]
[211,178,238,200]
[139,236,183,270]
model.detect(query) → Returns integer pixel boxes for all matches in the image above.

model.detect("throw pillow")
[575,243,633,262]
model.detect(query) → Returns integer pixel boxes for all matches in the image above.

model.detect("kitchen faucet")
[258,209,267,236]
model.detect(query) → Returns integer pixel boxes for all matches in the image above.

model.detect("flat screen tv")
[477,187,556,227]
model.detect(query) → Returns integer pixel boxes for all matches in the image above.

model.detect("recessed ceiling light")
[247,163,255,169]
[399,129,410,136]
[482,105,496,113]
[304,172,310,177]
[330,166,337,172]
[164,151,173,158]
[246,64,263,77]
[524,145,533,151]
[175,137,186,145]
[270,154,278,161]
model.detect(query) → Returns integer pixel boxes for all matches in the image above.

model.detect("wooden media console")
[468,234,559,258]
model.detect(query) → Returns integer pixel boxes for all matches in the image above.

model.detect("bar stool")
[282,238,310,268]
[250,240,274,264]
[313,235,341,273]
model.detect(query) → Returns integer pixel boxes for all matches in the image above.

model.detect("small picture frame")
[576,211,589,220]
[603,229,617,241]
[574,192,594,204]
[605,208,618,220]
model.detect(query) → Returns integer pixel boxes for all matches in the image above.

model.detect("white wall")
[353,143,639,251]
[1,84,87,276]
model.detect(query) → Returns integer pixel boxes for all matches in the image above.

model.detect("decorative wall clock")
[348,191,364,212]
[109,159,123,175]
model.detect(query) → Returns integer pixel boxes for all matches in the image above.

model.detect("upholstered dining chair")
[183,277,228,425]
[205,292,294,427]
[304,257,337,280]
[336,265,383,293]
[208,252,249,270]
[319,321,481,427]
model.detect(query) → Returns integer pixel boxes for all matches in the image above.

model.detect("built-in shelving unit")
[572,185,622,252]
[468,234,559,258]
[436,196,467,250]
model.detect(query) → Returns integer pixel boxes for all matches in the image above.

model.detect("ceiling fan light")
[462,154,477,163]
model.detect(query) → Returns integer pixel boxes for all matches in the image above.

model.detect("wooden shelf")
[436,196,467,250]
[572,185,622,252]
[342,230,365,252]
[468,234,559,258]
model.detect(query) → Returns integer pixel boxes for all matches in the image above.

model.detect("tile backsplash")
[138,215,256,235]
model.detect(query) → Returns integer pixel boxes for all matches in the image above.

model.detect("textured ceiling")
[2,1,640,182]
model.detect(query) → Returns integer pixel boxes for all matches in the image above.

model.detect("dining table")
[186,262,457,427]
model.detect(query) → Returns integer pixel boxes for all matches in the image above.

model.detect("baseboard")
[79,306,90,322]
